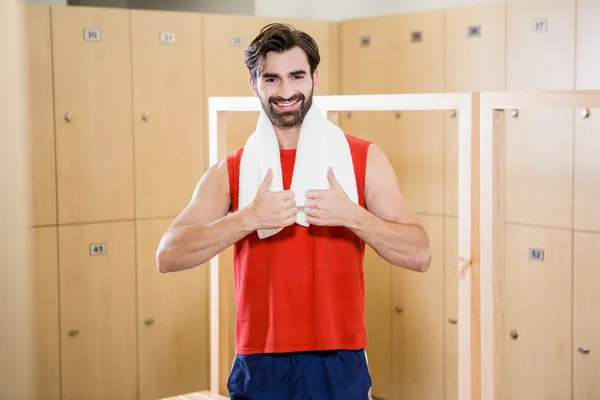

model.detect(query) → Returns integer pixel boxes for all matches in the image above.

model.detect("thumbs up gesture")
[247,168,297,231]
[304,167,355,227]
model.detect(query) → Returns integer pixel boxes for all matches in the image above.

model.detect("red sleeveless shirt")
[226,134,371,355]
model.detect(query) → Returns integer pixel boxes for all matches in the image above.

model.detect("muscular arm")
[347,143,432,272]
[155,159,255,273]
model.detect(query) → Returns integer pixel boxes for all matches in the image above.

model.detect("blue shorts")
[227,349,372,400]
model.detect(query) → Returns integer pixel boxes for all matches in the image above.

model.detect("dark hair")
[244,23,320,81]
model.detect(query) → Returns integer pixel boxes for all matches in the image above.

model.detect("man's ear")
[312,69,319,90]
[249,75,257,96]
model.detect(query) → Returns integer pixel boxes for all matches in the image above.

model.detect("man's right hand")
[247,168,297,230]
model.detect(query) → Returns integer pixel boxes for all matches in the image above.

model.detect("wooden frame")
[479,90,600,400]
[200,93,480,400]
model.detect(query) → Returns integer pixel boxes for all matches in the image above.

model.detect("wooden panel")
[339,111,396,400]
[506,0,576,90]
[445,112,459,217]
[445,2,506,92]
[573,231,600,399]
[393,110,445,216]
[59,221,137,400]
[504,110,573,229]
[30,226,60,400]
[25,4,56,226]
[576,0,600,89]
[444,217,458,400]
[137,218,209,399]
[51,5,134,224]
[266,18,338,95]
[339,16,393,95]
[392,215,444,400]
[202,14,269,98]
[574,109,600,232]
[391,9,444,94]
[131,9,206,219]
[504,224,572,400]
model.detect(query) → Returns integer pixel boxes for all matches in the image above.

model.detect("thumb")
[327,167,341,188]
[258,168,273,191]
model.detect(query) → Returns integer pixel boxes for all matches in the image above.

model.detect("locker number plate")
[229,36,244,46]
[532,18,547,32]
[160,32,176,44]
[528,247,544,261]
[468,25,481,37]
[83,28,101,41]
[89,243,107,256]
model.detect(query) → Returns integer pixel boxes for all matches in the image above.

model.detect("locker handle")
[64,111,72,122]
[144,318,155,325]
[142,111,150,121]
[68,328,79,337]
[394,306,403,313]
[578,346,590,354]
[448,318,457,324]
[581,108,590,119]
[510,329,518,340]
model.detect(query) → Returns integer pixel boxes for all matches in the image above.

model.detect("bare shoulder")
[364,143,422,226]
[170,158,232,228]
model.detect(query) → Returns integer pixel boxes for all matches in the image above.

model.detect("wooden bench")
[160,390,229,400]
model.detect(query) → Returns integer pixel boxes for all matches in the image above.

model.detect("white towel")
[238,103,359,239]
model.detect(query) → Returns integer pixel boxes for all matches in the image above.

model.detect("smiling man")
[156,23,431,400]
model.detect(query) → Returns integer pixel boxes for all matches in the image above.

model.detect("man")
[156,23,431,400]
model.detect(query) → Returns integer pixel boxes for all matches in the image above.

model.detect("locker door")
[392,215,444,400]
[504,110,573,229]
[30,226,60,400]
[266,18,338,95]
[59,222,137,400]
[51,6,134,225]
[504,225,572,400]
[573,232,600,399]
[131,10,206,220]
[390,10,445,216]
[339,110,396,400]
[506,0,576,90]
[25,4,56,227]
[576,0,600,89]
[137,218,209,400]
[574,110,600,232]
[444,2,506,92]
[444,217,458,400]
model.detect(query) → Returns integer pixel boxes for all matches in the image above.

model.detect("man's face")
[250,46,318,129]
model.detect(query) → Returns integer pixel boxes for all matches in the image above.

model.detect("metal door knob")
[581,108,590,118]
[144,318,154,325]
[394,306,403,313]
[64,111,72,122]
[68,328,79,336]
[578,346,590,354]
[448,318,457,324]
[511,109,519,118]
[142,111,150,121]
[510,329,518,339]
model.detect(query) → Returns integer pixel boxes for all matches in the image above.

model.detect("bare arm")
[347,143,432,272]
[155,160,255,273]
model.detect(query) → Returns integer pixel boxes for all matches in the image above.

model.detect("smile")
[273,99,300,111]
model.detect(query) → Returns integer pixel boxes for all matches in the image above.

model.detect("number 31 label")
[83,28,101,41]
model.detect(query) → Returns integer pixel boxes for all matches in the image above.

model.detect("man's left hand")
[304,167,357,227]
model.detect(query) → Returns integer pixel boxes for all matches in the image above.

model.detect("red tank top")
[226,134,371,354]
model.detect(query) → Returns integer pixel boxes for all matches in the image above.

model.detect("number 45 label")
[532,18,547,32]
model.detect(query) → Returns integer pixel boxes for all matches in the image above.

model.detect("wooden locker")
[573,232,600,399]
[58,221,137,400]
[137,218,209,400]
[504,110,573,229]
[25,4,57,227]
[131,9,206,220]
[444,2,506,93]
[339,16,394,95]
[266,18,339,95]
[338,111,396,400]
[392,215,444,400]
[51,5,134,225]
[29,226,60,400]
[574,109,600,232]
[506,0,576,91]
[444,217,458,400]
[503,224,572,400]
[390,11,445,217]
[576,0,600,89]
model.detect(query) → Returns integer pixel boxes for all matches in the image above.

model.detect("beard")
[259,86,313,129]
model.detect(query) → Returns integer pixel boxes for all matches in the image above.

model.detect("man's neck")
[274,125,301,150]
